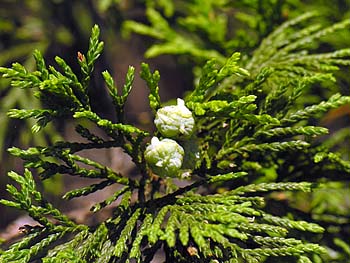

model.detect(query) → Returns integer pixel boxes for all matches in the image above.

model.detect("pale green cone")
[154,98,195,138]
[144,137,185,177]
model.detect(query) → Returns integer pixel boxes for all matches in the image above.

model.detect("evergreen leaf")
[114,208,142,258]
[140,63,161,113]
[282,94,350,125]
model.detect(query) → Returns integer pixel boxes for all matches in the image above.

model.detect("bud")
[144,137,184,177]
[154,98,195,138]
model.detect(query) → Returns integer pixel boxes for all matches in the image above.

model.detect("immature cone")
[144,137,184,177]
[154,98,195,138]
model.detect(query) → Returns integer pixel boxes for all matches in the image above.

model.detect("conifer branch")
[1,11,349,261]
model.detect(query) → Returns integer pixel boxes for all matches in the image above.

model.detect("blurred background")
[0,0,349,254]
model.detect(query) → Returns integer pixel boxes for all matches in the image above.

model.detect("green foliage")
[122,1,350,65]
[122,1,350,109]
[1,7,350,263]
[140,62,162,113]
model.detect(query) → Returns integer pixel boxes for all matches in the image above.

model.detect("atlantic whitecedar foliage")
[0,13,349,263]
